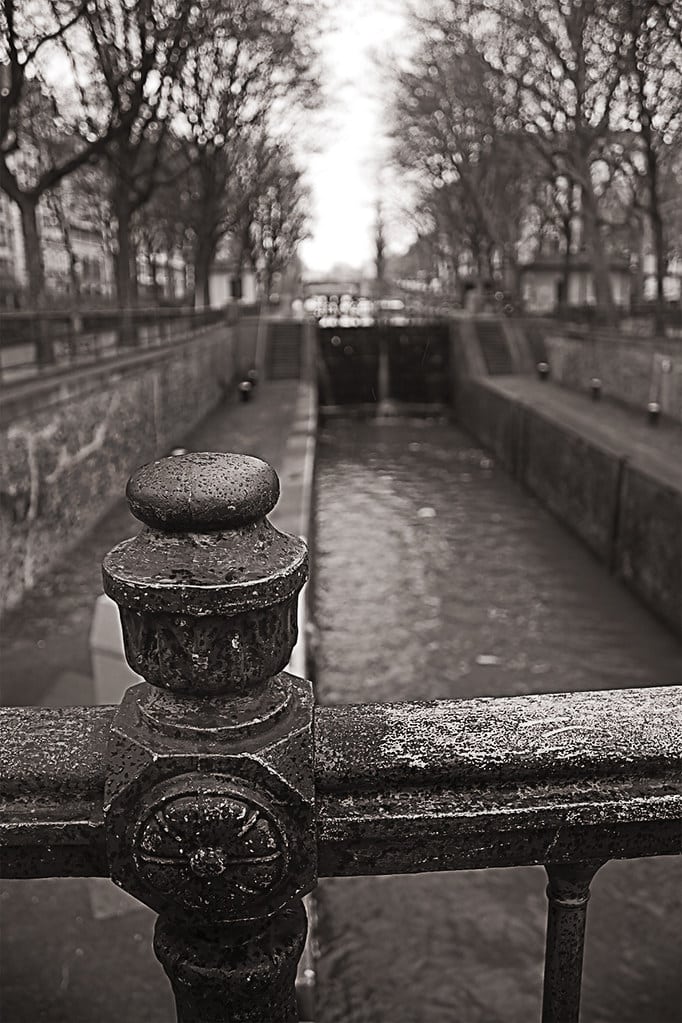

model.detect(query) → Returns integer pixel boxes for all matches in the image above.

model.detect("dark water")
[312,416,682,1023]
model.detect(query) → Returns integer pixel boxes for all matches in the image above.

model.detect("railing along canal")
[0,306,233,385]
[1,452,680,1022]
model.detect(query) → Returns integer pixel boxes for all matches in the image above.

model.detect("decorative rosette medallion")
[134,774,288,916]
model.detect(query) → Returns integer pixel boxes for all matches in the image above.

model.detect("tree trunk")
[652,210,666,335]
[20,197,46,307]
[182,253,193,304]
[113,180,135,343]
[167,253,176,300]
[48,191,81,304]
[580,177,615,325]
[114,185,131,306]
[193,236,214,310]
[635,51,665,334]
[561,201,575,311]
[19,198,54,365]
[148,245,160,300]
[500,242,521,306]
[647,158,666,336]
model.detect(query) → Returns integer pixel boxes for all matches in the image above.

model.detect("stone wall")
[542,331,682,423]
[454,378,521,473]
[520,413,622,564]
[0,324,236,615]
[457,378,682,636]
[616,466,682,636]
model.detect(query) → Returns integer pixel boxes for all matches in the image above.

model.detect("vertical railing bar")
[541,861,604,1023]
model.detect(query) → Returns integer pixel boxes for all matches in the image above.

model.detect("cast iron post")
[541,861,603,1023]
[101,451,315,1022]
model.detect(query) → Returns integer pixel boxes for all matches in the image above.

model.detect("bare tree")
[245,144,309,298]
[79,0,201,314]
[172,0,319,307]
[391,16,535,303]
[621,0,682,327]
[470,0,637,321]
[1,0,116,306]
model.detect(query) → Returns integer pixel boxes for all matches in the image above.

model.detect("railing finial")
[101,451,314,1022]
[103,451,307,694]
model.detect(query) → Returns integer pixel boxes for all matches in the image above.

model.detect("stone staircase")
[475,319,514,374]
[266,321,303,380]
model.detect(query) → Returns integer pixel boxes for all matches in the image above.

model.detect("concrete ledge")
[457,377,682,637]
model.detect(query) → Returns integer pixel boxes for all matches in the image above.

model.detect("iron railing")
[1,451,680,1022]
[0,306,237,386]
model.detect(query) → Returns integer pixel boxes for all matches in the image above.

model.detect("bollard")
[647,401,661,425]
[101,452,314,1022]
[537,361,550,381]
[239,380,253,402]
[590,377,602,401]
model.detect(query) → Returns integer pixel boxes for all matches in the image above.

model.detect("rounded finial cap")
[126,452,279,532]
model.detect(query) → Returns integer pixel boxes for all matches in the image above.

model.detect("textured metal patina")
[102,519,307,616]
[104,677,316,924]
[541,862,604,1023]
[116,595,300,693]
[2,688,682,880]
[134,774,289,916]
[126,451,280,531]
[103,451,306,624]
[102,452,307,696]
[97,449,315,1019]
[154,903,307,1023]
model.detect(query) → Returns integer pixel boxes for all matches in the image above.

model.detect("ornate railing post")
[101,451,315,1022]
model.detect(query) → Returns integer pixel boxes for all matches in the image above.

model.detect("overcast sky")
[298,0,411,275]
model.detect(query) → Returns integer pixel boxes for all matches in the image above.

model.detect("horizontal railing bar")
[0,706,111,877]
[314,687,682,792]
[0,706,111,796]
[316,780,682,876]
[0,307,235,387]
[1,687,681,879]
[315,687,682,875]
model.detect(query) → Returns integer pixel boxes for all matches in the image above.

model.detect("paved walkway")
[488,376,682,489]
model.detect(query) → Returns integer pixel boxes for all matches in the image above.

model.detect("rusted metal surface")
[314,690,682,875]
[102,451,314,1019]
[0,705,110,877]
[154,903,307,1023]
[102,454,306,695]
[3,687,681,880]
[541,862,603,1023]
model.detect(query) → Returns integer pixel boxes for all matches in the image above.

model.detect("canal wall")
[537,329,682,423]
[455,317,682,423]
[0,322,238,615]
[457,378,682,637]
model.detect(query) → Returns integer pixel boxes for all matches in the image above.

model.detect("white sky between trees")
[299,0,411,276]
[35,0,410,278]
